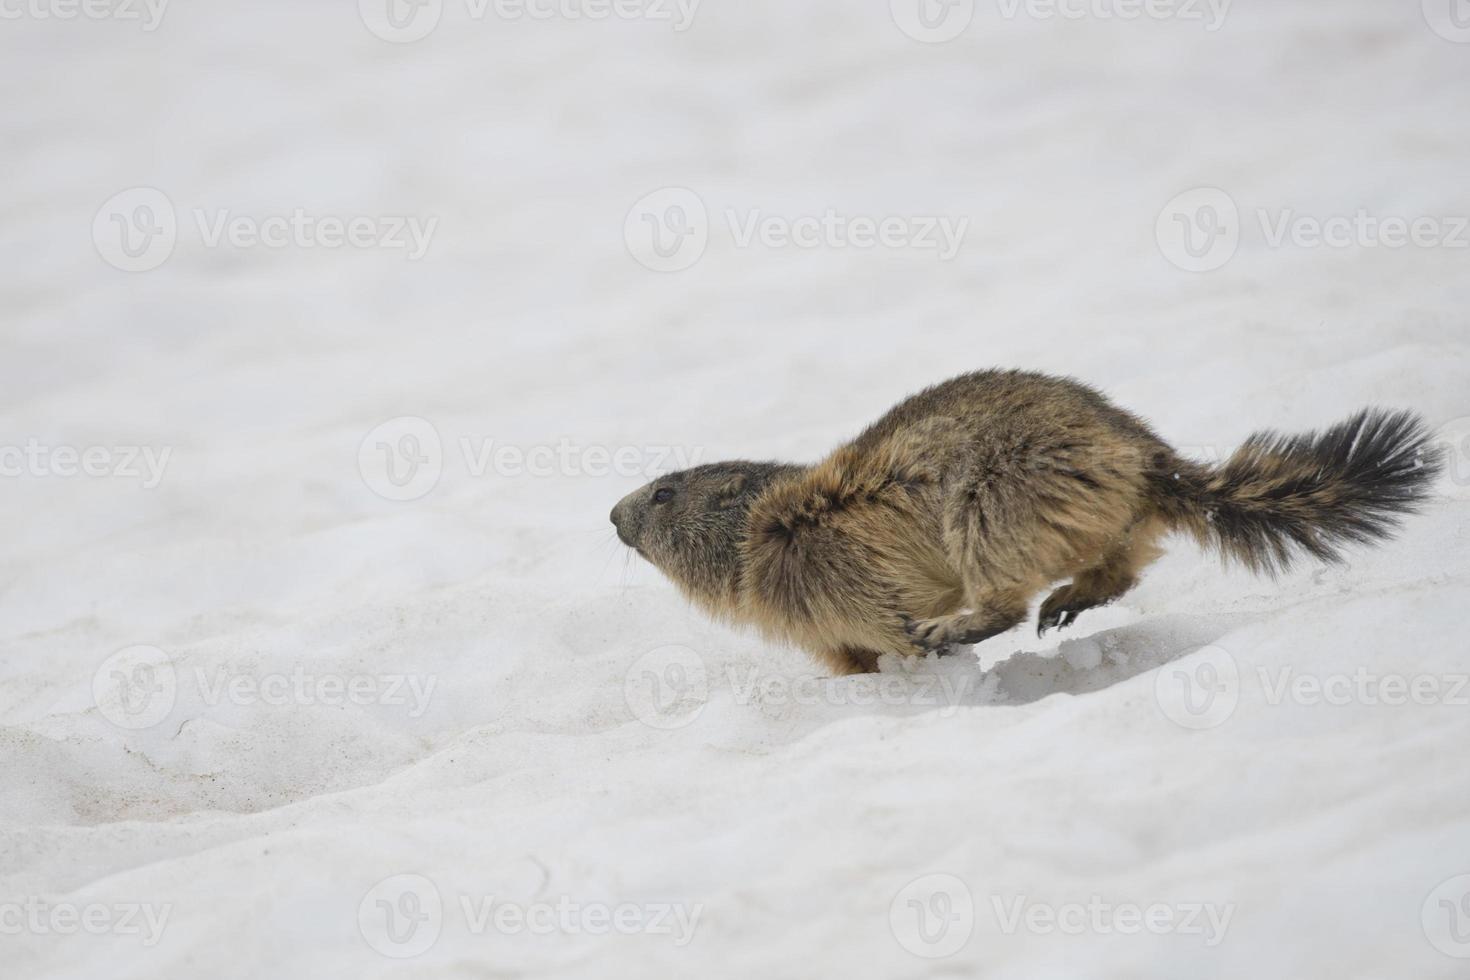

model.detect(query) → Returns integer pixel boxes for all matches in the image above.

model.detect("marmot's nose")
[609,503,637,548]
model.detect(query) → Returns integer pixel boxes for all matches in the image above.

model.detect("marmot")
[610,370,1442,676]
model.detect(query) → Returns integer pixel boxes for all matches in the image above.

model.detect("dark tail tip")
[1165,407,1444,576]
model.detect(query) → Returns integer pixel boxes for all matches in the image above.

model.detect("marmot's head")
[611,461,801,609]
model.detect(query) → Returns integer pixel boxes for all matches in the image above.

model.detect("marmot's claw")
[1036,607,1077,636]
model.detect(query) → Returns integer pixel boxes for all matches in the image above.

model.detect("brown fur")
[611,370,1441,675]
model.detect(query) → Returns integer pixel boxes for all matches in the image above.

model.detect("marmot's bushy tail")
[1155,409,1443,575]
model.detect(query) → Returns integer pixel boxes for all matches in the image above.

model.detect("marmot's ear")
[713,473,749,509]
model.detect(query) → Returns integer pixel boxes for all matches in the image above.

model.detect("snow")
[3,1,1470,977]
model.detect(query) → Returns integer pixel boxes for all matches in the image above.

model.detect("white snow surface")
[4,1,1470,977]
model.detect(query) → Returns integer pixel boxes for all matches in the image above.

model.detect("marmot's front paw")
[903,608,1021,654]
[901,614,956,655]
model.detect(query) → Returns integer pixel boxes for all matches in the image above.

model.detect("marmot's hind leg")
[1037,518,1166,635]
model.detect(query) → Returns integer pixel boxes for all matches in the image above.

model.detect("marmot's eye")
[652,487,675,504]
